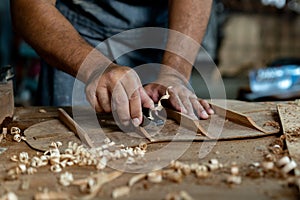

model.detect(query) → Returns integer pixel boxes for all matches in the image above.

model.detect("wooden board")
[277,103,300,167]
[2,106,298,200]
[24,119,81,152]
[209,99,280,134]
[24,100,281,151]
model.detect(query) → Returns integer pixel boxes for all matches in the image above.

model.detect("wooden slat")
[209,100,280,134]
[58,108,95,148]
[277,103,300,167]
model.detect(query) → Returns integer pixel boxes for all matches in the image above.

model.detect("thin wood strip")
[58,108,95,148]
[277,104,300,170]
[137,126,155,142]
[209,102,273,134]
[164,108,211,138]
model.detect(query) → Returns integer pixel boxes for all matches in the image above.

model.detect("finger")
[199,99,214,115]
[111,83,130,127]
[85,84,104,113]
[144,84,161,103]
[168,87,186,113]
[139,87,155,109]
[96,87,111,113]
[179,93,198,120]
[128,88,142,127]
[119,70,145,126]
[191,97,209,119]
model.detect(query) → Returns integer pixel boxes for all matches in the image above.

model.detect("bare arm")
[10,0,110,82]
[163,0,212,79]
[11,0,154,127]
[145,0,214,119]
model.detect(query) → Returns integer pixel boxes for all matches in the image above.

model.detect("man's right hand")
[85,64,154,128]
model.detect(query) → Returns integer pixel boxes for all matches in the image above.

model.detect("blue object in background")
[249,65,300,93]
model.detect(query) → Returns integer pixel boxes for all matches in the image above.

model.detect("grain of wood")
[277,103,300,173]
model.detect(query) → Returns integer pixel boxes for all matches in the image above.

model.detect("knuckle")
[113,94,125,105]
[129,91,140,102]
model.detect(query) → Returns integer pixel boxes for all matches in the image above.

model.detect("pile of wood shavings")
[7,139,147,179]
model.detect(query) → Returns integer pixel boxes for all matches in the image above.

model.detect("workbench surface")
[0,107,298,200]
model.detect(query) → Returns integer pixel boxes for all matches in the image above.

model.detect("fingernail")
[201,110,209,118]
[208,108,215,115]
[132,118,140,127]
[150,103,155,110]
[181,107,187,114]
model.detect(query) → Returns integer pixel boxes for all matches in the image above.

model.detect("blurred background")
[1,0,299,106]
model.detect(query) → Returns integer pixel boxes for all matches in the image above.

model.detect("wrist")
[77,49,113,83]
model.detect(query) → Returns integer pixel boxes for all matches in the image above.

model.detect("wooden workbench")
[0,106,299,200]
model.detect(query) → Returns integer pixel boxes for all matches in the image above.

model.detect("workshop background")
[0,0,299,105]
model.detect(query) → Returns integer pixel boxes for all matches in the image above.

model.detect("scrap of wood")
[209,101,278,134]
[277,103,300,169]
[58,108,94,148]
[73,171,123,200]
[137,126,155,142]
[164,108,211,138]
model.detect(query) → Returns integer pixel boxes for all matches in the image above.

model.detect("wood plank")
[209,99,280,134]
[24,119,81,152]
[3,106,298,199]
[277,103,300,167]
[58,108,95,148]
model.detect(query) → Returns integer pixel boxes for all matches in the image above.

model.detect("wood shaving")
[128,174,147,187]
[165,190,194,200]
[112,186,130,199]
[281,160,297,174]
[162,169,183,183]
[2,127,7,138]
[38,109,47,113]
[10,127,21,135]
[0,192,18,200]
[226,175,242,185]
[59,172,74,186]
[34,191,70,200]
[147,171,163,183]
[73,171,123,200]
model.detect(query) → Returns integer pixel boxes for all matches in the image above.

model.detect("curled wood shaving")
[112,186,130,199]
[59,172,74,186]
[165,190,194,200]
[73,171,123,200]
[226,175,242,185]
[2,127,7,138]
[0,192,18,200]
[162,169,183,183]
[128,173,147,187]
[149,86,172,120]
[10,127,21,135]
[147,171,163,183]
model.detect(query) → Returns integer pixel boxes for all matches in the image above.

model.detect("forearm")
[162,0,212,80]
[10,0,111,83]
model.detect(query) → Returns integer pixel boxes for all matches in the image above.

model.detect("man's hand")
[144,76,214,120]
[85,64,154,127]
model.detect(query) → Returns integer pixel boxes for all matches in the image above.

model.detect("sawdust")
[263,121,280,130]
